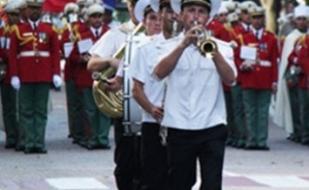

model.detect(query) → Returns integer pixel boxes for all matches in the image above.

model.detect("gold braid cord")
[224,24,238,39]
[10,25,37,45]
[237,34,244,45]
[72,24,81,41]
[295,35,307,48]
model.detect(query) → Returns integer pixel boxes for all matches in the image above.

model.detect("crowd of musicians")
[0,0,308,189]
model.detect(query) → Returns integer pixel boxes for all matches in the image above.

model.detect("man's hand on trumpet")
[180,23,203,48]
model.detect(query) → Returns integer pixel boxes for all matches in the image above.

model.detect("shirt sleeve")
[116,61,124,77]
[89,29,119,58]
[130,46,147,84]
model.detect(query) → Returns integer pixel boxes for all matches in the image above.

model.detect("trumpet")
[193,21,217,58]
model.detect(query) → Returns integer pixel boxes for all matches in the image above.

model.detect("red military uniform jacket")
[233,23,252,85]
[9,21,61,83]
[70,25,109,88]
[239,29,278,90]
[61,21,86,82]
[288,35,309,89]
[207,19,231,42]
[0,24,25,84]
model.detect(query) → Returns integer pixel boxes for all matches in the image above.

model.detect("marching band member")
[9,0,62,154]
[239,6,278,150]
[229,0,257,148]
[70,3,111,150]
[88,0,160,189]
[287,33,309,145]
[154,0,236,189]
[273,5,309,140]
[62,2,84,143]
[131,0,181,189]
[0,0,27,149]
[295,34,309,145]
[87,0,140,188]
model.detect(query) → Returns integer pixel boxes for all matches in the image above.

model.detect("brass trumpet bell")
[193,21,217,58]
[197,37,217,58]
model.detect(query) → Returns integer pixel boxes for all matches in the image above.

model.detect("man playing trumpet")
[153,0,236,189]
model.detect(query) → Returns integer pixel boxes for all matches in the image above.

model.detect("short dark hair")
[159,0,171,11]
[143,5,154,18]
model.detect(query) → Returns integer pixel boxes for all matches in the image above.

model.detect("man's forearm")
[132,80,154,114]
[213,52,236,85]
[87,55,119,72]
[154,43,186,79]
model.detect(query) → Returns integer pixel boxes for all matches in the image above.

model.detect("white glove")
[11,76,21,90]
[52,74,62,88]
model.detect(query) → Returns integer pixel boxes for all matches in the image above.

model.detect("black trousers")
[114,118,141,190]
[167,125,227,190]
[140,122,168,190]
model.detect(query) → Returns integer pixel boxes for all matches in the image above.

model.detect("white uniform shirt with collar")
[130,33,170,123]
[89,20,136,58]
[241,22,250,32]
[157,32,237,130]
[116,33,152,78]
[28,19,40,30]
[90,26,102,37]
[250,26,264,40]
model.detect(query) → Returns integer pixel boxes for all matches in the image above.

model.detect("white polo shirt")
[130,33,169,123]
[158,32,237,130]
[89,20,136,58]
[116,33,150,78]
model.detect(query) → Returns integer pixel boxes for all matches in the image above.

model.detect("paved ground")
[0,89,308,190]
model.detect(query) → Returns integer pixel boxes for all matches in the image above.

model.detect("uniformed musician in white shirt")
[87,1,140,189]
[87,0,160,189]
[130,0,181,189]
[153,0,237,189]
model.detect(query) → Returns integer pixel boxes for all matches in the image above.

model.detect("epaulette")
[224,24,237,39]
[4,24,10,34]
[52,25,65,35]
[295,34,307,47]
